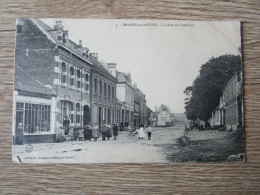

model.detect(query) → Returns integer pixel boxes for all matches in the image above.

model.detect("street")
[13,126,185,163]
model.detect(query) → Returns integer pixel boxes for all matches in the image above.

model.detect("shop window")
[16,102,51,134]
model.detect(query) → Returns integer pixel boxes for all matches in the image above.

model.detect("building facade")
[133,84,147,126]
[223,72,242,130]
[157,111,172,127]
[107,63,134,125]
[13,19,117,143]
[90,57,117,130]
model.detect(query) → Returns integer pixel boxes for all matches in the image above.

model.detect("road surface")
[13,126,185,163]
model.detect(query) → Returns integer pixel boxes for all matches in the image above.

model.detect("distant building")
[172,113,187,126]
[146,107,155,127]
[157,111,172,127]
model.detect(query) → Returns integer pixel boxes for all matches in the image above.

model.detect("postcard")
[12,19,244,163]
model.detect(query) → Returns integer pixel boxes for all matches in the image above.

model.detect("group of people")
[71,123,119,142]
[138,124,152,140]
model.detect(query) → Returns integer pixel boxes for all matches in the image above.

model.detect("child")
[147,125,152,140]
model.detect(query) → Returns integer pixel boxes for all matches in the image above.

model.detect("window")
[161,117,166,121]
[62,62,66,71]
[70,103,74,123]
[85,84,89,91]
[112,87,114,98]
[77,81,81,88]
[70,67,74,75]
[77,70,81,78]
[104,83,107,97]
[70,78,74,86]
[85,74,89,82]
[94,78,97,94]
[16,102,51,134]
[76,103,81,124]
[100,80,102,95]
[108,85,111,99]
[62,75,66,84]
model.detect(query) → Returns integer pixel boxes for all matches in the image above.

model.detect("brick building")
[90,57,117,130]
[107,63,134,126]
[133,83,147,126]
[13,19,117,143]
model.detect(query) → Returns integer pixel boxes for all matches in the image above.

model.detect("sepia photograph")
[12,19,244,163]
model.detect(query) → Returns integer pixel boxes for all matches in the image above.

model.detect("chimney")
[79,40,82,48]
[90,53,98,60]
[133,82,137,88]
[82,47,89,58]
[107,63,117,77]
[54,21,64,30]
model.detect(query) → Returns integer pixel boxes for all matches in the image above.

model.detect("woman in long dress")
[92,124,99,141]
[138,124,145,139]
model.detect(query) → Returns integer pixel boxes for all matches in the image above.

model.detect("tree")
[184,54,241,121]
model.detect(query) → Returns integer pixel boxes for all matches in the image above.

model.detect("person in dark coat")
[15,122,24,145]
[106,123,112,140]
[120,122,124,131]
[63,116,70,135]
[113,124,119,140]
[101,124,107,141]
[84,124,92,141]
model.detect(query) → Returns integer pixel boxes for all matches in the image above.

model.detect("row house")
[107,63,134,125]
[13,19,116,143]
[223,72,242,130]
[133,84,147,126]
[209,71,242,130]
[90,56,117,130]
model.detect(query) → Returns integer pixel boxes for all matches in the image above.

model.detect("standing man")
[147,125,152,140]
[113,124,119,140]
[63,116,70,135]
[15,122,24,145]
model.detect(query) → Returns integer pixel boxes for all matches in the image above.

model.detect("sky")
[42,19,241,113]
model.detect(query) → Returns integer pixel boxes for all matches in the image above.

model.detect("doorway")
[83,105,91,126]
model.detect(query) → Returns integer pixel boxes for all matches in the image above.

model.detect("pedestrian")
[147,125,152,140]
[138,123,145,139]
[120,122,124,131]
[200,124,204,131]
[63,115,70,135]
[113,124,119,140]
[84,124,92,141]
[15,122,24,145]
[78,127,84,141]
[92,123,99,141]
[101,124,107,141]
[106,123,112,140]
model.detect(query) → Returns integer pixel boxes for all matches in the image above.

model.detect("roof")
[14,65,56,96]
[32,19,116,81]
[173,113,186,118]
